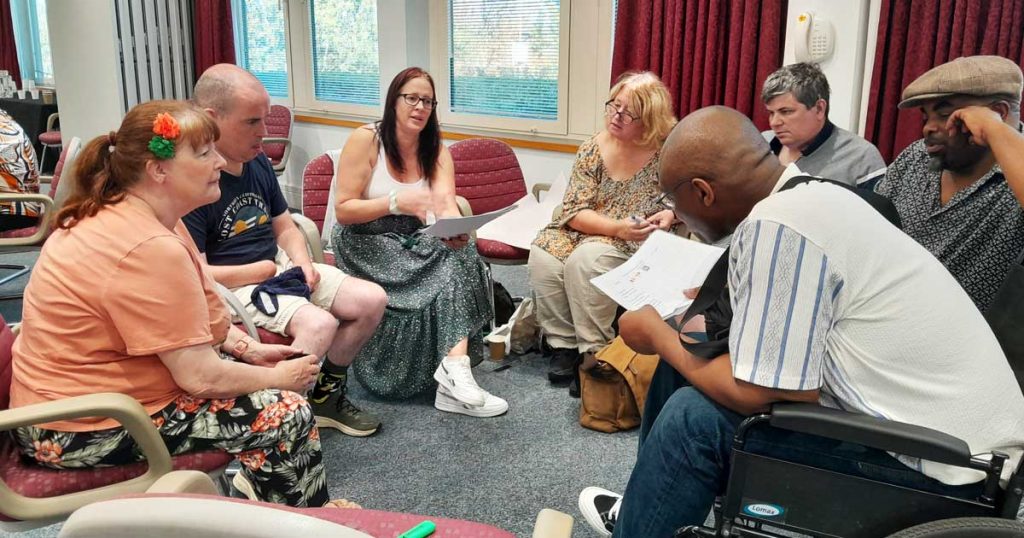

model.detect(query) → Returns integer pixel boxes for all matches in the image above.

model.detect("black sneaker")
[311,389,381,437]
[548,347,580,383]
[579,486,621,537]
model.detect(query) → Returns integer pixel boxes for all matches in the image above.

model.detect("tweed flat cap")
[898,55,1023,109]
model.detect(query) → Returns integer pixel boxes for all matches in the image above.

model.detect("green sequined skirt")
[331,216,490,400]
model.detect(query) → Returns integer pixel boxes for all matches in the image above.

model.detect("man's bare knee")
[333,278,388,320]
[288,305,340,339]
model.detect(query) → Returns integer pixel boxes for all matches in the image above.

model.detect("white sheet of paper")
[591,230,726,319]
[476,172,569,250]
[420,205,518,238]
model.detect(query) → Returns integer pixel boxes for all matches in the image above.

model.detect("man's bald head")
[193,63,267,114]
[192,64,271,169]
[659,106,784,243]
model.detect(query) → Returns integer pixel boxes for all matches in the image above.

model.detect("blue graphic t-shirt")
[184,153,288,266]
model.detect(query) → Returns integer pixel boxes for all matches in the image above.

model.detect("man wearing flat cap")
[875,55,1024,312]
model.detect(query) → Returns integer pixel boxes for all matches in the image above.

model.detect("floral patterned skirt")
[331,216,491,400]
[14,389,329,507]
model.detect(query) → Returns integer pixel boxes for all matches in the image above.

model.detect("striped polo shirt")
[728,164,1024,486]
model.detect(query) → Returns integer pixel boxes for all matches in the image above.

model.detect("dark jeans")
[614,360,984,537]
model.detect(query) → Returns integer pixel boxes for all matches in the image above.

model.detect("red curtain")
[612,0,788,130]
[864,0,1024,162]
[0,0,22,89]
[193,0,236,81]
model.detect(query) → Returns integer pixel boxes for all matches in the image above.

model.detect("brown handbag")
[579,336,659,433]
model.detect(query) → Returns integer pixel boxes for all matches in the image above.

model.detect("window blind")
[233,0,289,98]
[448,0,560,120]
[309,0,380,106]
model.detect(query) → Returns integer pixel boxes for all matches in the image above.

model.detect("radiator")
[113,0,194,112]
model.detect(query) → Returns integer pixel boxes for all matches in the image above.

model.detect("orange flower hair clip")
[148,112,180,160]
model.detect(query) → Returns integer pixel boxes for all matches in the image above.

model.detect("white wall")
[47,0,124,145]
[782,0,874,134]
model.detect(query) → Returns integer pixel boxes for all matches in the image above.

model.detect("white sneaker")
[579,486,621,537]
[434,384,508,417]
[433,355,486,406]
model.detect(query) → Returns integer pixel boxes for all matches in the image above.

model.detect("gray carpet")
[3,264,639,538]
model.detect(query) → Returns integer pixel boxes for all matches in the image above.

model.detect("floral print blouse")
[533,136,663,261]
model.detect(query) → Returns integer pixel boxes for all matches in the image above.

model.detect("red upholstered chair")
[263,105,293,177]
[300,152,336,266]
[0,136,83,289]
[0,136,81,242]
[0,317,233,531]
[38,113,63,177]
[449,139,531,326]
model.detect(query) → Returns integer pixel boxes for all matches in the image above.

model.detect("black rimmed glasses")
[400,94,438,110]
[656,178,691,214]
[655,191,676,211]
[604,100,639,124]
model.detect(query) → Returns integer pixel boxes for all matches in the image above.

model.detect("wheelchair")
[677,372,1024,537]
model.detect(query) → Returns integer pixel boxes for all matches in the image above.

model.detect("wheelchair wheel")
[887,517,1024,537]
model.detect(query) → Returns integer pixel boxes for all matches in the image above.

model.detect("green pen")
[397,520,436,538]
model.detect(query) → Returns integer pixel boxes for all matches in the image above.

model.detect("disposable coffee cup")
[16,90,26,99]
[29,90,39,100]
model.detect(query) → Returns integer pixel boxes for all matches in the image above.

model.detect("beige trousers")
[528,242,630,354]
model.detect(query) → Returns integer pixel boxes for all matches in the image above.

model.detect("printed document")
[421,205,517,238]
[591,230,725,319]
[476,173,569,250]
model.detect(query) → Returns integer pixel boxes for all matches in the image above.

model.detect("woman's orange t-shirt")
[9,196,231,431]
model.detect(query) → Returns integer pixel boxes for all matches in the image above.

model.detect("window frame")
[11,0,55,86]
[429,0,571,135]
[273,0,614,143]
[231,0,294,104]
[285,0,383,119]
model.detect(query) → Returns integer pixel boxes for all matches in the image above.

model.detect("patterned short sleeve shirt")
[533,136,662,261]
[874,138,1024,312]
[0,109,40,217]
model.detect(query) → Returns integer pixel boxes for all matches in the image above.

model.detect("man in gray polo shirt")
[761,62,886,187]
[874,55,1024,312]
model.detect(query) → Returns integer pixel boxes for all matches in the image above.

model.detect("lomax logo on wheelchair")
[741,502,786,519]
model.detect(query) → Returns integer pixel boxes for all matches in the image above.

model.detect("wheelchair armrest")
[768,402,972,467]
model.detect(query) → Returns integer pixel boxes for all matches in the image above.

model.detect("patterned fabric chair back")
[301,153,335,234]
[450,138,527,215]
[263,105,293,165]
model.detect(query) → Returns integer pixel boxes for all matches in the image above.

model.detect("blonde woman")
[529,71,677,395]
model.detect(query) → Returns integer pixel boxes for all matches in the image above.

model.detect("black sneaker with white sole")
[579,486,622,537]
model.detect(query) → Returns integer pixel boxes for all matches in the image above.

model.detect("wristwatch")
[232,335,252,358]
[388,189,401,215]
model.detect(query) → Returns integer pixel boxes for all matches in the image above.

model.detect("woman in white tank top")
[330,67,507,418]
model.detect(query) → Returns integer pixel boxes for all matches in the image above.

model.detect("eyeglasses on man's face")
[400,93,438,110]
[604,100,639,124]
[655,191,676,211]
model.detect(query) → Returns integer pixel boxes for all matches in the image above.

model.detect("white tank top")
[364,142,426,199]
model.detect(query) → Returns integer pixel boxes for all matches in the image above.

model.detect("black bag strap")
[780,176,903,229]
[678,248,730,358]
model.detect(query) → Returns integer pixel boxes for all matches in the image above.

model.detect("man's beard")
[927,154,944,173]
